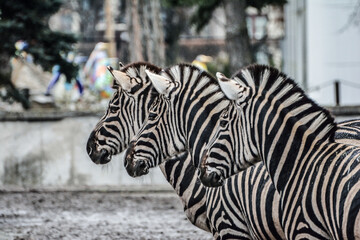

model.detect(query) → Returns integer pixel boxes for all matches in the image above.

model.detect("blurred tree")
[163,0,286,72]
[163,7,188,65]
[0,0,78,109]
[127,0,165,66]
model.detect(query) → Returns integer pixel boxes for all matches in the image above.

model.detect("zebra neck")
[179,98,227,168]
[247,96,336,192]
[160,152,199,197]
[164,64,228,168]
[159,152,209,231]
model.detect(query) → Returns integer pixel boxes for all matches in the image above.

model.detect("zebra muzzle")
[199,170,224,188]
[126,159,149,177]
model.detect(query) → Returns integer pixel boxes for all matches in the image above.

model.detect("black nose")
[134,160,149,176]
[87,132,111,165]
[98,149,111,164]
[199,170,223,188]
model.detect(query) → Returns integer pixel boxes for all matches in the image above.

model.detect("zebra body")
[201,65,360,239]
[125,63,360,239]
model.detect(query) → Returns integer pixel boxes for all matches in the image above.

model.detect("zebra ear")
[216,72,250,103]
[145,70,174,95]
[107,66,133,91]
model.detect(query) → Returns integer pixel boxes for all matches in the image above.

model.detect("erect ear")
[216,72,250,104]
[145,70,175,95]
[107,66,133,91]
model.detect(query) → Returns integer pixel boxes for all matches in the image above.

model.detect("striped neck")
[163,64,229,168]
[235,65,337,191]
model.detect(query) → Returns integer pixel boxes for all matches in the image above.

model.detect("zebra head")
[124,69,186,177]
[200,72,259,187]
[86,62,162,165]
[125,64,230,179]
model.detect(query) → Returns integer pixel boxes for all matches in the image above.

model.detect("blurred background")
[1,0,360,238]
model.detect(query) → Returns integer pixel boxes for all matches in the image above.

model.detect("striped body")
[124,64,360,239]
[86,63,286,238]
[201,65,360,239]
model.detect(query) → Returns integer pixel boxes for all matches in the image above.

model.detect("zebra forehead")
[121,62,162,79]
[126,67,139,79]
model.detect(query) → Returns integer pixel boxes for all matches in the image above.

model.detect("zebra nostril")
[86,131,96,157]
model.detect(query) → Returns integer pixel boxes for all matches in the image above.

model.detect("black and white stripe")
[87,62,160,164]
[124,63,360,239]
[201,64,360,239]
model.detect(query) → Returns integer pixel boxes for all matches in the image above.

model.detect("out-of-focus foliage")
[247,0,287,10]
[163,0,287,32]
[163,0,221,32]
[0,0,78,82]
[163,7,188,64]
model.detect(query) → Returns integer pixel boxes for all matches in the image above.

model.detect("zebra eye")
[109,105,119,113]
[149,99,159,111]
[220,119,228,128]
[148,112,157,120]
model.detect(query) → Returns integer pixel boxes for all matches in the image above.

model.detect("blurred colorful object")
[192,54,213,71]
[83,42,113,98]
[46,52,84,96]
[14,40,33,63]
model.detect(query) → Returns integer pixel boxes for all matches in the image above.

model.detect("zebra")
[87,62,209,232]
[125,63,360,239]
[86,62,295,239]
[86,62,276,238]
[198,65,360,239]
[87,62,162,165]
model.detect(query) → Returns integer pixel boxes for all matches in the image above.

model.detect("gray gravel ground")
[0,191,212,240]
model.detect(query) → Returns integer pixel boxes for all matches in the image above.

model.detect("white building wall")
[0,117,169,188]
[283,0,307,88]
[306,0,360,106]
[284,0,360,106]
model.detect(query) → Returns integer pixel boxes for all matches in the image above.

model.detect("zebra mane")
[163,63,224,101]
[121,61,162,79]
[233,64,337,142]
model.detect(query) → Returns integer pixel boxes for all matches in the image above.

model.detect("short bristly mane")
[232,64,337,142]
[121,61,162,78]
[164,63,226,106]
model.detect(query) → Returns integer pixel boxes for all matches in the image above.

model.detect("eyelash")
[148,112,157,120]
[109,105,119,113]
[220,120,228,128]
